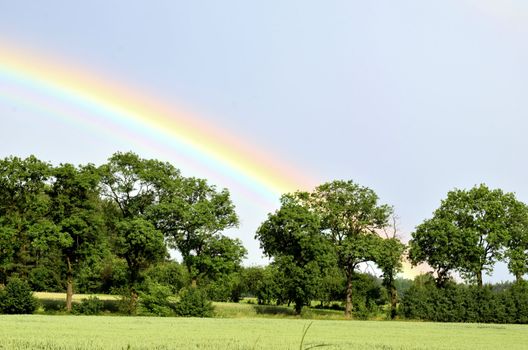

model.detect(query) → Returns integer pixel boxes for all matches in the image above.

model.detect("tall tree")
[149,177,239,286]
[42,163,103,311]
[504,202,528,282]
[256,195,333,314]
[190,235,247,282]
[114,217,166,309]
[374,235,405,319]
[99,152,177,305]
[0,156,51,282]
[410,184,522,287]
[309,180,392,318]
[99,151,183,219]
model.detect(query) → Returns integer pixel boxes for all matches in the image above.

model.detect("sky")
[1,1,527,282]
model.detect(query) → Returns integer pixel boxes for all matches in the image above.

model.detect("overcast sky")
[1,1,527,282]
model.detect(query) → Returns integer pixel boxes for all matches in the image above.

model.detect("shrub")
[206,274,243,302]
[174,288,213,317]
[73,296,104,315]
[28,266,62,292]
[138,283,175,317]
[0,277,38,314]
[143,262,188,294]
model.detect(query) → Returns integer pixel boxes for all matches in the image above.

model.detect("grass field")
[1,315,527,350]
[33,292,346,319]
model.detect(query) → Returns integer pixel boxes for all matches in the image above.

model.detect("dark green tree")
[410,184,523,287]
[0,156,51,282]
[115,218,166,310]
[99,152,176,307]
[149,177,239,286]
[41,163,104,311]
[374,231,405,319]
[99,151,182,219]
[309,180,392,318]
[504,202,528,282]
[190,235,246,282]
[256,195,334,314]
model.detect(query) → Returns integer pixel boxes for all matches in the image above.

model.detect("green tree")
[309,180,392,318]
[191,235,247,282]
[149,177,239,286]
[99,151,182,219]
[115,218,166,310]
[0,156,51,282]
[99,152,177,307]
[410,184,522,287]
[256,196,333,314]
[504,202,528,282]
[41,163,104,311]
[374,234,405,319]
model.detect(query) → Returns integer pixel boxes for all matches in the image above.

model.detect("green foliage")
[72,296,104,315]
[28,266,63,292]
[205,273,243,302]
[174,288,213,317]
[115,218,166,287]
[401,275,528,323]
[0,277,38,314]
[0,156,52,282]
[189,235,247,283]
[149,176,240,284]
[256,197,334,314]
[308,180,393,317]
[143,261,188,294]
[410,184,525,286]
[138,282,175,317]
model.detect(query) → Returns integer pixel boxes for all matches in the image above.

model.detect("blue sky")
[1,1,527,281]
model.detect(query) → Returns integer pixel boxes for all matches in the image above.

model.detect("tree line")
[1,152,528,320]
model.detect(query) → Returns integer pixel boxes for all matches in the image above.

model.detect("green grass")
[1,315,527,350]
[34,293,345,319]
[33,292,119,301]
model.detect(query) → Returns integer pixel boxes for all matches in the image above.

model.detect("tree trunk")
[66,256,74,312]
[476,270,483,288]
[515,272,523,283]
[294,299,303,315]
[130,289,138,314]
[389,283,397,319]
[345,267,353,319]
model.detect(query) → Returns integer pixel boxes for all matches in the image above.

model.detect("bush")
[174,288,213,317]
[401,275,528,324]
[72,296,104,315]
[143,262,188,294]
[206,274,243,302]
[0,277,38,314]
[28,266,62,292]
[138,283,175,317]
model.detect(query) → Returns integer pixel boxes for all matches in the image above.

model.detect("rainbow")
[0,41,315,206]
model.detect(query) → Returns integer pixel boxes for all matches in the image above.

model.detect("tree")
[42,163,104,311]
[115,218,166,310]
[99,151,182,219]
[375,235,405,319]
[191,235,247,282]
[409,217,468,286]
[256,195,334,314]
[309,180,392,318]
[149,177,239,286]
[0,156,51,282]
[367,217,406,319]
[99,152,176,308]
[504,203,528,282]
[410,184,523,287]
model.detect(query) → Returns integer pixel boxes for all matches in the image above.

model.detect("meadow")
[1,314,527,350]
